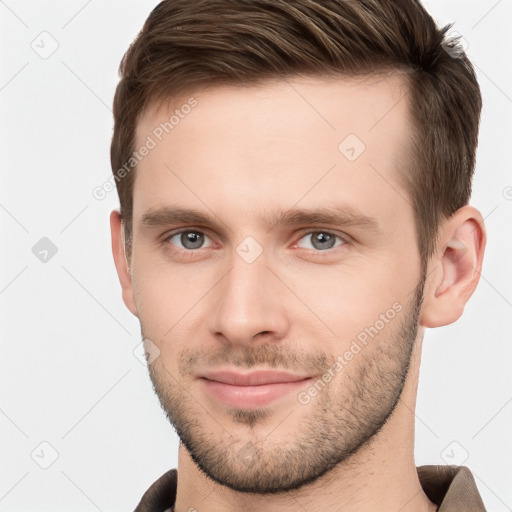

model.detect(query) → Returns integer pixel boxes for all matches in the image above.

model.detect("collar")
[134,465,486,512]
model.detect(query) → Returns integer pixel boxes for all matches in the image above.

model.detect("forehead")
[132,74,413,226]
[137,73,412,149]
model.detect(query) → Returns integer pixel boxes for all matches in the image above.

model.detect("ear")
[110,210,139,317]
[419,205,486,328]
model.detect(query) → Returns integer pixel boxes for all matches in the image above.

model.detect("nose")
[209,249,290,347]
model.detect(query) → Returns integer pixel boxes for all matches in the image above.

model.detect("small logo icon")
[30,31,59,60]
[338,133,366,162]
[32,237,58,263]
[441,440,469,465]
[236,236,263,264]
[133,338,161,366]
[31,441,59,469]
[237,441,257,467]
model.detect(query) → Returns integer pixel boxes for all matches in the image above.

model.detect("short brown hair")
[110,0,482,266]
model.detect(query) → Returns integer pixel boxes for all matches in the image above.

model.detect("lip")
[200,369,310,386]
[199,370,312,408]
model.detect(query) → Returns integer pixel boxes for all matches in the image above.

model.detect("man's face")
[129,75,424,493]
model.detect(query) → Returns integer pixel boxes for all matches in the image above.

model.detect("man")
[110,0,487,510]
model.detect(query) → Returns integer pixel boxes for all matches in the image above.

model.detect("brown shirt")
[134,465,487,512]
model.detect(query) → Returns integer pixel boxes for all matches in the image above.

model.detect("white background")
[1,0,511,510]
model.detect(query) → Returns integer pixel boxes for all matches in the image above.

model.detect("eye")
[166,230,213,250]
[296,231,345,251]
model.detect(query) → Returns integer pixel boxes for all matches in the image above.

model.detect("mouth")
[198,369,313,409]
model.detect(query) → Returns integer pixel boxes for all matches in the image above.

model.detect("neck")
[174,334,437,512]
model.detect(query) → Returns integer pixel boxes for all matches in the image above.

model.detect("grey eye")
[297,231,344,251]
[182,231,204,249]
[169,230,210,250]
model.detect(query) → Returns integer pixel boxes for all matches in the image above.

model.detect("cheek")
[135,285,190,374]
[280,259,408,340]
[131,257,215,347]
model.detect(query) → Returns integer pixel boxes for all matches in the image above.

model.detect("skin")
[111,74,486,512]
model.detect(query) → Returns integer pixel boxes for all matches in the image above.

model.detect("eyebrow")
[140,205,381,234]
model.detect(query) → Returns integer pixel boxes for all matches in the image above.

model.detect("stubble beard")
[145,277,425,494]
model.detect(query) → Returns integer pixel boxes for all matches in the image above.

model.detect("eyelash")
[162,228,349,256]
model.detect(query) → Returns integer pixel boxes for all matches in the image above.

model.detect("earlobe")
[110,210,139,317]
[419,206,486,328]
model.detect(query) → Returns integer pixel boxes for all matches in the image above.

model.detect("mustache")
[178,343,333,376]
